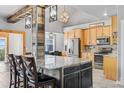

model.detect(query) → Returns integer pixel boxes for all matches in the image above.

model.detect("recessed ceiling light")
[104,7,108,17]
[104,12,108,16]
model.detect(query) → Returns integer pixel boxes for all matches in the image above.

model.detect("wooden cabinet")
[64,32,69,40]
[103,26,111,37]
[96,26,103,37]
[74,29,83,39]
[64,29,83,39]
[111,16,118,45]
[84,29,90,45]
[69,30,75,38]
[112,16,118,32]
[84,27,97,45]
[103,55,117,81]
[90,27,96,45]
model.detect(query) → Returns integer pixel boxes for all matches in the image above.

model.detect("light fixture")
[59,6,69,23]
[49,32,53,39]
[104,8,108,17]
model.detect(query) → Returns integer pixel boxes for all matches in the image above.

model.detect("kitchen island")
[37,55,92,88]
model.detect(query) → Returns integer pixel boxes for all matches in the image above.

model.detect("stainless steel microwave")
[96,37,110,45]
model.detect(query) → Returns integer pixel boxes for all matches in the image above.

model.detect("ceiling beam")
[7,5,33,23]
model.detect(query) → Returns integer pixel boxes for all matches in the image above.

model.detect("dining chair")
[7,54,18,88]
[14,55,26,88]
[23,56,56,88]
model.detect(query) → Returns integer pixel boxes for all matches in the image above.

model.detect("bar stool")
[7,54,18,88]
[14,55,26,88]
[23,56,56,88]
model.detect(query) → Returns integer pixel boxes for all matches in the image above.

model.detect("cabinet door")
[81,68,92,88]
[84,29,90,45]
[103,26,110,37]
[64,32,69,40]
[64,72,80,88]
[112,16,118,32]
[111,58,117,80]
[90,27,96,45]
[74,29,83,39]
[96,26,103,37]
[69,30,75,38]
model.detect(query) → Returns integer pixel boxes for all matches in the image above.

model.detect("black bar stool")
[14,55,26,88]
[23,56,56,88]
[7,54,18,88]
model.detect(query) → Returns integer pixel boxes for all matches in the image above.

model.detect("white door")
[9,33,23,55]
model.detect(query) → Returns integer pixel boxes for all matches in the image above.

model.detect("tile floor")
[0,61,123,88]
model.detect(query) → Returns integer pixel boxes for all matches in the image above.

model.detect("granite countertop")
[38,55,91,70]
[104,53,117,58]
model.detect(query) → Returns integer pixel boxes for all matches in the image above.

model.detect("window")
[0,39,6,61]
[45,38,55,52]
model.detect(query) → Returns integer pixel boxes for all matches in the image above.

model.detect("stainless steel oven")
[94,54,104,69]
[94,47,112,69]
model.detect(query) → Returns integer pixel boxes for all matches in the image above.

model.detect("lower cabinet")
[64,62,92,88]
[80,68,92,88]
[64,72,80,88]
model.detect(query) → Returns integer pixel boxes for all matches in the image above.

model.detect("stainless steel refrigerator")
[65,38,80,57]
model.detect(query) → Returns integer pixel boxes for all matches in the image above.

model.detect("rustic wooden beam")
[7,5,33,23]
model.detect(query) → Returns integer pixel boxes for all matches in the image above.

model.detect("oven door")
[94,55,103,69]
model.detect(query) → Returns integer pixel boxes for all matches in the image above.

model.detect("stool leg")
[23,75,26,88]
[9,70,12,88]
[17,76,20,88]
[14,73,17,88]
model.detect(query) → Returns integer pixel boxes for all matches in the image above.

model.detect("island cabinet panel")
[64,72,80,88]
[80,67,92,88]
[63,62,92,88]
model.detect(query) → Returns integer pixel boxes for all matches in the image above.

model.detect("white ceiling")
[63,5,117,26]
[46,5,118,26]
[46,5,118,33]
[0,5,26,18]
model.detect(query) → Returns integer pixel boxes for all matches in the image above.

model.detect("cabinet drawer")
[80,62,92,69]
[64,65,80,75]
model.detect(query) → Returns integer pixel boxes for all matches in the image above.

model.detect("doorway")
[0,38,7,62]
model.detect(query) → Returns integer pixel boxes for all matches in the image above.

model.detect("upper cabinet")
[64,32,69,40]
[74,29,83,39]
[84,29,90,45]
[103,26,111,37]
[84,27,97,45]
[112,16,118,32]
[96,26,103,38]
[64,29,83,39]
[90,27,96,45]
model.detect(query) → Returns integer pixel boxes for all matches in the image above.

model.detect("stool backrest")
[14,55,25,75]
[23,56,38,83]
[7,54,16,72]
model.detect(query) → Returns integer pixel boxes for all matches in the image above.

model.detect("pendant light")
[59,5,70,23]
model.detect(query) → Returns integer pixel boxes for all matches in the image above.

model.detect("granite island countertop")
[37,55,92,70]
